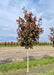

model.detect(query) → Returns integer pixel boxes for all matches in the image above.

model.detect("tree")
[49,27,54,47]
[16,8,43,74]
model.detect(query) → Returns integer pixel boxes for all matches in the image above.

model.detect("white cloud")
[2,27,15,31]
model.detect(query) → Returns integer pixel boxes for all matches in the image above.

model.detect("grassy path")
[0,58,54,75]
[17,64,54,75]
[0,64,54,75]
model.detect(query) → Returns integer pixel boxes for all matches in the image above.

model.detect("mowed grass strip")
[0,57,54,72]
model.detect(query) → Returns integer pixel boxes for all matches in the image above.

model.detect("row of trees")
[0,42,19,46]
[0,42,52,46]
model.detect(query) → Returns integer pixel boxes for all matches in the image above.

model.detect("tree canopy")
[49,27,54,42]
[16,8,43,49]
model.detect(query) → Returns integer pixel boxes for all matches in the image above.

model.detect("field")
[0,46,54,75]
[0,46,54,64]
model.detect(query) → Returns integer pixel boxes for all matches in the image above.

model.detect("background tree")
[16,8,43,74]
[49,27,54,47]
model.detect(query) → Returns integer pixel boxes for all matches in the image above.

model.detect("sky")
[0,0,54,42]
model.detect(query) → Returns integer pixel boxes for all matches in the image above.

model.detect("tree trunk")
[27,48,29,74]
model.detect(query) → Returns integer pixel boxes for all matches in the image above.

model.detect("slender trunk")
[27,48,29,73]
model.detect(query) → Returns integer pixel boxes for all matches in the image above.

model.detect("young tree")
[16,8,43,74]
[49,27,54,47]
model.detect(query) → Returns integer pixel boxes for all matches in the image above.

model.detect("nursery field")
[0,46,54,64]
[0,46,54,75]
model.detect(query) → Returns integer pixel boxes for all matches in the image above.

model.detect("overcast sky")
[0,0,54,42]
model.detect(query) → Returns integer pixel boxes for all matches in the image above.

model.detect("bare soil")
[0,46,54,64]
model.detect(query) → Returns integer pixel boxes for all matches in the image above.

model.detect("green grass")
[0,70,54,75]
[37,69,54,75]
[0,57,54,72]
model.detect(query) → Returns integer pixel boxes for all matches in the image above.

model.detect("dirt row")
[0,46,54,64]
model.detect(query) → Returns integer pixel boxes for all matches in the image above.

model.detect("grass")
[0,70,54,75]
[0,57,54,72]
[36,69,54,75]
